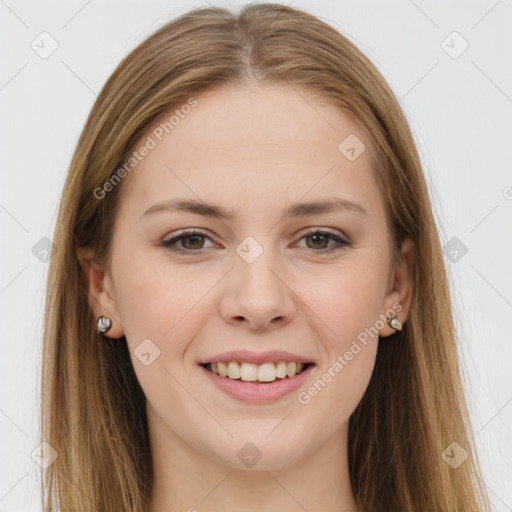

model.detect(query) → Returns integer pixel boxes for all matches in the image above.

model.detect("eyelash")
[160,228,351,255]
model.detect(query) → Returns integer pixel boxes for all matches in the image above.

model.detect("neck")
[148,404,359,512]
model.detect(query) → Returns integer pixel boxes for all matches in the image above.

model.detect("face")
[80,82,413,471]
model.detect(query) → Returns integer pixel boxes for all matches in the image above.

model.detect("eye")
[294,228,351,254]
[161,229,215,254]
[161,227,351,256]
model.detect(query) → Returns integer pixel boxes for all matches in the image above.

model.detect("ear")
[378,237,415,338]
[75,246,124,338]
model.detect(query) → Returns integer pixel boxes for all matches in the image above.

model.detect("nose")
[219,254,296,331]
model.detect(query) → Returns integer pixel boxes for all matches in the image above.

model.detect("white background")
[1,0,511,510]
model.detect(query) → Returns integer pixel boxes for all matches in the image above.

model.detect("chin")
[204,434,308,472]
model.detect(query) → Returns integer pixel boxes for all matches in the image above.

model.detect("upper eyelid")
[163,228,216,243]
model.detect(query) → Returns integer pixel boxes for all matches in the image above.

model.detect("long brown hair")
[41,3,491,510]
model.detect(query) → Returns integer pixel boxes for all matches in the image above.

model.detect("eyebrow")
[140,196,367,221]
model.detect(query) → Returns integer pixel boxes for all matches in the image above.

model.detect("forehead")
[118,83,383,220]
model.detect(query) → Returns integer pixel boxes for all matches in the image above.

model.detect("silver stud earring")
[96,316,112,334]
[387,315,403,331]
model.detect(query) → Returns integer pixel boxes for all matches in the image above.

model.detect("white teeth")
[206,361,308,382]
[227,361,240,379]
[218,361,228,377]
[276,361,287,378]
[257,363,276,382]
[240,362,258,381]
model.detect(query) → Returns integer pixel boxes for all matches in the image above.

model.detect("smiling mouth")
[200,361,313,383]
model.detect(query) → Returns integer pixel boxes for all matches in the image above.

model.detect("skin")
[77,82,414,512]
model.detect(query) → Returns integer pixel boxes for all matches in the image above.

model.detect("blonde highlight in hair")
[41,3,491,510]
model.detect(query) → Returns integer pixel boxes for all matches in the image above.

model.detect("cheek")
[293,261,385,415]
[297,255,387,340]
[111,247,225,393]
[112,245,207,341]
[297,279,381,428]
[111,251,212,411]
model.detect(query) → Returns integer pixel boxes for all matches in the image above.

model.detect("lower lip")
[199,364,314,403]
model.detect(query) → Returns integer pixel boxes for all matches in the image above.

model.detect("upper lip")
[198,349,315,366]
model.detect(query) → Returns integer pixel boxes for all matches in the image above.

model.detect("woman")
[40,3,491,511]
